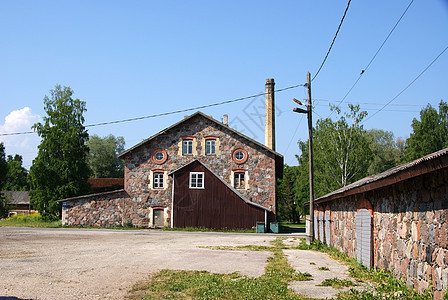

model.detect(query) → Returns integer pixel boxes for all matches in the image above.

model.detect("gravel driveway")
[0,228,280,299]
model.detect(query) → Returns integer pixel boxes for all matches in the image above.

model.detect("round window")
[154,151,164,161]
[235,151,245,161]
[152,149,167,164]
[232,148,248,164]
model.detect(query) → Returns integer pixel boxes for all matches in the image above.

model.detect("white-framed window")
[235,150,244,160]
[189,172,204,189]
[154,151,164,161]
[234,172,245,189]
[182,139,193,155]
[153,172,164,189]
[205,139,216,155]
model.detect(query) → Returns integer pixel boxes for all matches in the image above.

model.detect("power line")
[0,83,305,137]
[328,0,414,118]
[362,45,448,123]
[314,98,425,107]
[312,0,352,82]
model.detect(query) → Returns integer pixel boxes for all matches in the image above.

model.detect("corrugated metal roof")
[1,191,30,205]
[57,189,126,203]
[314,147,448,203]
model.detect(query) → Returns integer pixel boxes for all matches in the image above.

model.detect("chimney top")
[223,114,228,126]
[266,78,275,85]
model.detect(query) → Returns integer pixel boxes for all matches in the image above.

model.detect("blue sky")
[1,0,447,169]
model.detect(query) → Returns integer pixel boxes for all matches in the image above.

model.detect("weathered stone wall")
[121,114,278,226]
[317,168,448,298]
[62,191,129,227]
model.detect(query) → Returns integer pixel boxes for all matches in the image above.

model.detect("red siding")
[173,161,267,230]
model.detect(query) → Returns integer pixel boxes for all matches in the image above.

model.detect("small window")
[205,139,216,155]
[182,139,193,155]
[154,151,164,161]
[190,172,204,189]
[234,172,245,189]
[153,172,164,189]
[232,148,248,164]
[151,149,167,164]
[235,151,244,160]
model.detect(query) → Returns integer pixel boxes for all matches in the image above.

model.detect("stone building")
[60,79,283,230]
[311,147,448,299]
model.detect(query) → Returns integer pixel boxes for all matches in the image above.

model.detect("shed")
[310,148,448,298]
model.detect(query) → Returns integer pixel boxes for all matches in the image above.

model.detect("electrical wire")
[362,45,448,124]
[312,0,352,82]
[328,0,415,118]
[0,83,305,136]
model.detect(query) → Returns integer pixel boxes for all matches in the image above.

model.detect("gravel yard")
[0,228,277,299]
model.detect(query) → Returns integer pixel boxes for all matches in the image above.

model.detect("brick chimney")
[223,114,228,126]
[265,78,275,151]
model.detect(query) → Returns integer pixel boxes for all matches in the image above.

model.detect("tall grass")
[0,213,61,228]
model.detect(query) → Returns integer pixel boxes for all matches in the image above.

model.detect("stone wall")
[121,114,278,225]
[61,190,129,227]
[316,168,448,298]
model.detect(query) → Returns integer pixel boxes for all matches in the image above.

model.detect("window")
[154,151,164,161]
[151,149,167,164]
[235,151,244,160]
[190,172,204,189]
[153,172,164,189]
[234,172,245,189]
[205,139,216,155]
[182,139,193,155]
[232,148,248,164]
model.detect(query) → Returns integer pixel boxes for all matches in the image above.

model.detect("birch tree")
[297,104,372,198]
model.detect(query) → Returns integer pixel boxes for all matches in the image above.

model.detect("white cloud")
[0,107,41,169]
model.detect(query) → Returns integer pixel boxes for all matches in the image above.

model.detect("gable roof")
[1,191,30,205]
[168,159,271,212]
[313,147,448,204]
[118,111,283,168]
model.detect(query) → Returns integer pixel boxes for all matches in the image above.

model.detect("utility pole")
[292,72,315,243]
[306,72,315,243]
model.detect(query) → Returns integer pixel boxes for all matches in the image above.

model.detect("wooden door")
[153,209,164,227]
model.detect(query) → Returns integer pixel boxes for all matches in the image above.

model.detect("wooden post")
[307,72,315,242]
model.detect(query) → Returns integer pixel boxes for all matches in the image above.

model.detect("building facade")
[60,111,283,230]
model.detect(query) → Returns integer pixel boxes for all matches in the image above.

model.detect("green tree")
[403,100,448,162]
[87,134,125,178]
[29,85,91,220]
[296,104,372,198]
[278,165,308,223]
[4,154,29,191]
[365,129,401,175]
[0,143,10,218]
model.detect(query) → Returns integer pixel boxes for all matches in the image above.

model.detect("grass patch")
[318,278,357,289]
[128,237,311,299]
[163,226,255,233]
[0,213,61,228]
[296,238,434,300]
[318,266,330,271]
[279,221,306,228]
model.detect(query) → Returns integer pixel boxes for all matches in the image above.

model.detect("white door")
[319,211,324,243]
[325,210,331,246]
[356,208,372,268]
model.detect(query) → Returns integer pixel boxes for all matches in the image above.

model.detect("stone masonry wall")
[62,191,129,227]
[121,114,278,227]
[318,168,448,298]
